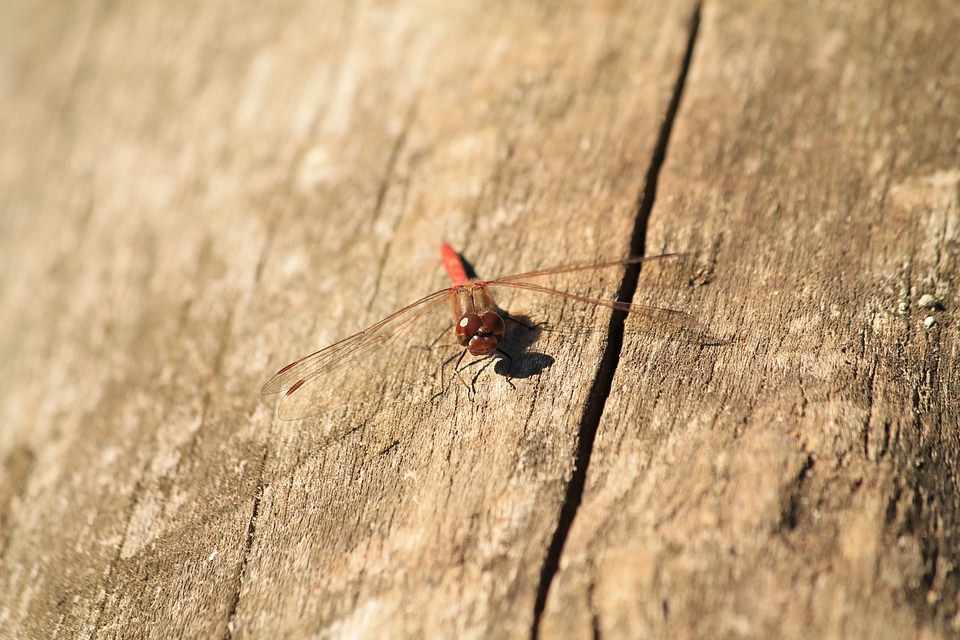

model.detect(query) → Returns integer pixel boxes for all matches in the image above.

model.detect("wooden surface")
[0,1,957,638]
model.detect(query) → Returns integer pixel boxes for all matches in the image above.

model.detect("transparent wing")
[489,279,710,337]
[262,288,452,420]
[490,253,687,284]
[485,254,714,341]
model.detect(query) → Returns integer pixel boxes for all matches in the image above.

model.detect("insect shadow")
[493,311,554,379]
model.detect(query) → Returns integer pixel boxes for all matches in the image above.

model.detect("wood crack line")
[529,4,702,638]
[224,447,268,640]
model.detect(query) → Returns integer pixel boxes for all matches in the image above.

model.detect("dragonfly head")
[457,311,506,356]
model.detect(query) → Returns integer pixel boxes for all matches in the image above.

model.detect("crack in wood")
[223,447,268,640]
[529,4,702,637]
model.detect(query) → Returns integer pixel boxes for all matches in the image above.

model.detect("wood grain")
[540,1,960,638]
[0,0,957,639]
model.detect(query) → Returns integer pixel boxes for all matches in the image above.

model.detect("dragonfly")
[262,243,702,421]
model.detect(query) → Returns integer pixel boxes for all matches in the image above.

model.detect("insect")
[262,244,700,420]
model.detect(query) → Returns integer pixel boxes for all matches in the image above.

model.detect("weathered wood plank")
[0,1,707,638]
[541,0,960,638]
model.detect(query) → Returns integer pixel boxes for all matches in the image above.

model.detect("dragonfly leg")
[495,348,516,389]
[432,347,515,403]
[501,312,544,331]
[432,348,468,403]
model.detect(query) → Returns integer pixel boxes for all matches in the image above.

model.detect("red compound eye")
[455,312,506,355]
[481,312,505,336]
[468,335,499,356]
[456,314,483,346]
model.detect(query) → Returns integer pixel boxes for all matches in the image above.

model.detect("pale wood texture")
[541,1,960,638]
[0,1,957,639]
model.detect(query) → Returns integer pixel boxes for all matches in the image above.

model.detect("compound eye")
[481,312,506,337]
[468,334,499,356]
[456,314,483,346]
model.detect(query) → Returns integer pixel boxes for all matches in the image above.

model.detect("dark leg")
[432,348,468,403]
[501,313,542,331]
[495,348,516,389]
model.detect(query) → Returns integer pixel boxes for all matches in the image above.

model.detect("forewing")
[262,288,452,420]
[486,254,716,343]
[490,253,686,284]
